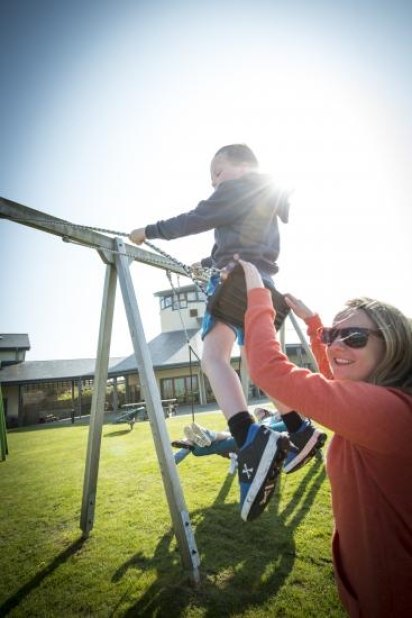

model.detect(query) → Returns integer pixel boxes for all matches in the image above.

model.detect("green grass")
[0,410,345,617]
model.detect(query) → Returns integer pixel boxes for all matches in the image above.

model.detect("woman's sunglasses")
[318,327,383,349]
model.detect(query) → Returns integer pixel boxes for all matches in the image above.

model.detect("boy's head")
[210,144,258,188]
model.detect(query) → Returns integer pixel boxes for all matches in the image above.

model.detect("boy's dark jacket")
[145,172,290,276]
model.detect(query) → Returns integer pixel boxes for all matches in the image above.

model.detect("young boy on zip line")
[129,144,326,521]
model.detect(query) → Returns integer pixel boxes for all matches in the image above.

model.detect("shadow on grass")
[0,536,86,616]
[8,419,91,432]
[104,428,133,437]
[112,457,326,617]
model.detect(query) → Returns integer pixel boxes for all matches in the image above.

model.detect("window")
[187,291,201,302]
[160,375,199,404]
[172,293,187,310]
[160,295,173,310]
[160,289,203,310]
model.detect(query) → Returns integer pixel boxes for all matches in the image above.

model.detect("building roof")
[154,283,198,297]
[110,329,203,374]
[0,333,30,350]
[0,357,122,383]
[0,328,240,385]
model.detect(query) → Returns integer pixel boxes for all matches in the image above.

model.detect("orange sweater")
[245,288,412,618]
[302,312,333,379]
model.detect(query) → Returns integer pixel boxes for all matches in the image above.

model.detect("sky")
[1,0,411,361]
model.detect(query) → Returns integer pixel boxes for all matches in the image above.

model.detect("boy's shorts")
[201,274,245,345]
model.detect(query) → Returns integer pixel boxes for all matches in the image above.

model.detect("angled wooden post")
[279,321,286,352]
[114,238,200,584]
[288,312,319,371]
[239,349,249,401]
[80,262,117,535]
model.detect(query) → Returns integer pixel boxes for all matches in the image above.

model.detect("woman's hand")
[129,228,146,245]
[237,259,265,291]
[284,293,316,320]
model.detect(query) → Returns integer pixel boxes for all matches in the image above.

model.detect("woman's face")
[327,308,385,382]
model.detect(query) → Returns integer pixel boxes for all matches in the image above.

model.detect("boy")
[130,144,325,520]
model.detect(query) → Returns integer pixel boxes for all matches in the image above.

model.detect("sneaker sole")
[286,444,325,473]
[171,440,194,451]
[191,423,212,447]
[240,433,289,522]
[283,431,327,474]
[183,425,211,448]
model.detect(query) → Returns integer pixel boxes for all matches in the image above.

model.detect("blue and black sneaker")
[283,420,327,474]
[238,424,290,522]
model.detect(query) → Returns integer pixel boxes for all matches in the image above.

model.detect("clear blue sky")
[1,0,411,360]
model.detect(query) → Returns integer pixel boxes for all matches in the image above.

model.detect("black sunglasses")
[318,327,383,349]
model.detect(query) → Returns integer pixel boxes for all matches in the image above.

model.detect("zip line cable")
[2,212,214,294]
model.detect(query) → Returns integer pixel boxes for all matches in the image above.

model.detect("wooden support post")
[279,320,286,353]
[288,312,319,372]
[239,348,249,401]
[80,262,117,536]
[1,198,204,583]
[114,238,200,585]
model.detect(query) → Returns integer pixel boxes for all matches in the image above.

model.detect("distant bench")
[117,399,178,428]
[161,399,178,417]
[115,406,147,429]
[39,413,58,424]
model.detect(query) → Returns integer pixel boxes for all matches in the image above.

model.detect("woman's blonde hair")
[335,297,412,393]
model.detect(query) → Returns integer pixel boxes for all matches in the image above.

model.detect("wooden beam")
[0,197,189,277]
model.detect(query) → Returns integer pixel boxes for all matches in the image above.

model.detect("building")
[0,333,30,368]
[0,284,314,427]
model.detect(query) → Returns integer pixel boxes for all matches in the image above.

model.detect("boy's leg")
[201,321,248,419]
[201,323,255,445]
[201,322,289,521]
[174,448,192,465]
[192,436,237,456]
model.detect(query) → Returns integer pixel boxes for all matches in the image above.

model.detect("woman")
[239,259,412,618]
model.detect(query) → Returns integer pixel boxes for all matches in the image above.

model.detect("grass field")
[0,408,345,617]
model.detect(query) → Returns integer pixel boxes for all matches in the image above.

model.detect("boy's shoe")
[184,423,212,447]
[283,420,327,474]
[238,424,290,522]
[171,440,194,451]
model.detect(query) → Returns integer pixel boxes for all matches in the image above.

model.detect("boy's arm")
[199,256,213,268]
[129,228,146,245]
[128,180,254,244]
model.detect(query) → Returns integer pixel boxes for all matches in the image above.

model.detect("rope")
[166,271,204,422]
[145,240,210,299]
